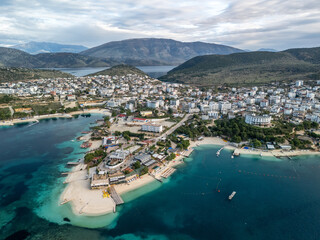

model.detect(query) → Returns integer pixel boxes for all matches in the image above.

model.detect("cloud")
[0,0,319,50]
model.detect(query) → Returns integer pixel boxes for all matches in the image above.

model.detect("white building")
[107,100,120,107]
[141,123,163,133]
[208,111,219,119]
[219,101,231,111]
[260,99,269,107]
[147,100,159,109]
[245,114,272,126]
[170,99,180,107]
[296,80,303,87]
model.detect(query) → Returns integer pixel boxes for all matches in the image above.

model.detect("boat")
[81,141,92,148]
[228,191,236,200]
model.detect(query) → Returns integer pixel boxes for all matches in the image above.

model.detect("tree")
[166,153,176,161]
[133,161,141,169]
[252,139,262,148]
[140,166,149,175]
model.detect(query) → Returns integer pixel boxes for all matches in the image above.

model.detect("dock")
[216,147,224,156]
[109,186,124,205]
[67,162,80,166]
[161,167,176,178]
[182,148,194,157]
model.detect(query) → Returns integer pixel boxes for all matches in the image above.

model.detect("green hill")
[0,47,114,68]
[0,67,73,82]
[160,47,320,86]
[86,65,148,77]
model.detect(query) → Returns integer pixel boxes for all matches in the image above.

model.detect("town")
[1,70,320,214]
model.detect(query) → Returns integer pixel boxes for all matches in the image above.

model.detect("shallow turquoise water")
[1,117,320,240]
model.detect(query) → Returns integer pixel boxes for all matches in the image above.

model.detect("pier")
[161,167,176,178]
[216,147,224,157]
[67,162,80,166]
[109,186,124,205]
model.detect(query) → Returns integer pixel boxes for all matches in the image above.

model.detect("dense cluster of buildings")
[1,73,320,126]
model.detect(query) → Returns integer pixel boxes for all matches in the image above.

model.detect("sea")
[49,66,176,78]
[1,115,320,240]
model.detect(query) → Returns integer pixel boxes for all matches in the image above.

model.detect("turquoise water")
[1,117,320,239]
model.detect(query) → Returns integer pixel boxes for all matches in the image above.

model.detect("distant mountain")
[13,41,88,54]
[160,47,320,86]
[258,48,278,52]
[0,47,114,68]
[0,67,73,82]
[86,64,147,77]
[81,38,244,65]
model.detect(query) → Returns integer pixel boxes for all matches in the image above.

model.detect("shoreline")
[0,108,110,126]
[190,137,320,157]
[60,136,320,217]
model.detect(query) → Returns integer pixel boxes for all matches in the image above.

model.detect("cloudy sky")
[0,0,319,50]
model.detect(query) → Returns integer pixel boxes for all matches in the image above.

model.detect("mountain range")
[81,38,244,65]
[13,41,88,54]
[0,38,244,68]
[0,47,114,68]
[160,47,320,86]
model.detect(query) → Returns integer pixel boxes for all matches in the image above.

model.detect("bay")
[1,117,320,240]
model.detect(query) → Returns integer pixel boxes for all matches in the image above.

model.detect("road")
[156,113,192,142]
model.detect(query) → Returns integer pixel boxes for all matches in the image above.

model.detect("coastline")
[0,108,110,126]
[61,136,320,218]
[190,137,320,157]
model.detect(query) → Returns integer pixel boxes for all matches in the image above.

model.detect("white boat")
[228,191,236,200]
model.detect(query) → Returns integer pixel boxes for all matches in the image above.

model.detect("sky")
[0,0,319,50]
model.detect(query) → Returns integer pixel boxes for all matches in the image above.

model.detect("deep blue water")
[1,116,320,240]
[48,66,176,78]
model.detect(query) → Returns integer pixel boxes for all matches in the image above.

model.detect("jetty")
[161,167,176,178]
[182,148,194,157]
[216,147,224,157]
[109,186,124,205]
[67,162,80,166]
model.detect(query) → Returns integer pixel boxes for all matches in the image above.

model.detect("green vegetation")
[172,116,212,140]
[0,67,73,82]
[160,47,320,86]
[0,95,14,104]
[0,107,11,120]
[86,64,147,77]
[0,47,114,69]
[307,131,320,139]
[114,131,145,140]
[30,102,63,115]
[211,118,317,149]
[166,153,176,161]
[211,117,293,143]
[84,148,107,167]
[133,161,141,169]
[140,166,149,175]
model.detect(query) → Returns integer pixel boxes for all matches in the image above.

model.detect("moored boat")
[228,191,236,200]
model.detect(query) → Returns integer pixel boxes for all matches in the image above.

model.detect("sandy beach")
[0,108,110,126]
[60,163,115,216]
[114,174,156,195]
